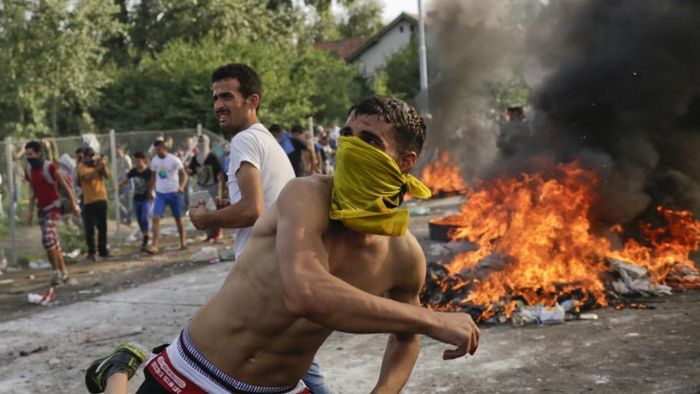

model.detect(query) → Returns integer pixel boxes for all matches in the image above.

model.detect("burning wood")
[421,162,700,324]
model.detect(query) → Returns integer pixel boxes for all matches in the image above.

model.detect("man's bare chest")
[324,236,397,296]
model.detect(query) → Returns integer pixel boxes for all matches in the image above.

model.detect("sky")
[381,0,420,22]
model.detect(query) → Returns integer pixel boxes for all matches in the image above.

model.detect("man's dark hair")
[25,141,43,154]
[82,147,95,158]
[211,63,262,104]
[290,124,304,135]
[133,151,147,160]
[349,96,426,154]
[153,139,166,148]
[75,147,83,155]
[269,124,282,135]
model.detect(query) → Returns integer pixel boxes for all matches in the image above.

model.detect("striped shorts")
[142,328,310,394]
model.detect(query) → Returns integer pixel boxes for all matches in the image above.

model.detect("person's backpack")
[26,161,71,214]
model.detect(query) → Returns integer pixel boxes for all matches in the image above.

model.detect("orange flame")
[420,152,467,195]
[431,162,700,319]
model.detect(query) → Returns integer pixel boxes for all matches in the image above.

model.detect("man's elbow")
[242,202,264,227]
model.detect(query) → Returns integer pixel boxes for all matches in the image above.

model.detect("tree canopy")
[0,0,387,139]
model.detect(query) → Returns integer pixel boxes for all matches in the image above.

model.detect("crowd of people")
[20,115,348,286]
[19,62,478,394]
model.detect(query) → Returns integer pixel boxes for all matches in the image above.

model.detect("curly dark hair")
[349,96,427,155]
[211,63,262,109]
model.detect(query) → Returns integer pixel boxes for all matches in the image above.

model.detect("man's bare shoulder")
[277,175,334,229]
[280,175,333,202]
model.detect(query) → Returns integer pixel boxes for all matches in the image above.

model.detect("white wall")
[355,20,415,77]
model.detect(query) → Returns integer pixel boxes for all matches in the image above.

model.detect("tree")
[0,0,121,138]
[128,0,308,63]
[382,38,421,101]
[337,0,383,39]
[94,38,362,131]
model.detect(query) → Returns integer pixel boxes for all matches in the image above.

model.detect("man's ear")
[399,151,417,174]
[247,94,261,110]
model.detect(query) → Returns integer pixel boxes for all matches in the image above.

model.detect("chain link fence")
[1,126,227,267]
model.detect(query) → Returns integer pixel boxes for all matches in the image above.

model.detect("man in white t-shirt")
[189,64,333,392]
[189,64,294,259]
[148,139,189,253]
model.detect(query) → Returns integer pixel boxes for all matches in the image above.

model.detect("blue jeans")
[133,199,150,234]
[302,361,335,394]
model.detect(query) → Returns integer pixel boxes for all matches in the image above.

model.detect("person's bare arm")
[96,157,110,179]
[27,192,36,225]
[55,170,81,216]
[190,162,263,229]
[276,178,480,358]
[113,177,129,192]
[177,168,188,193]
[372,238,427,394]
[148,171,156,199]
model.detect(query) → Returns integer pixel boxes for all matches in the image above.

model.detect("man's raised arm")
[275,178,480,358]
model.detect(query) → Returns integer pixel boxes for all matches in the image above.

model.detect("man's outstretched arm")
[276,178,480,359]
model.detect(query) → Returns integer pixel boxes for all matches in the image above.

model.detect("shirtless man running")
[86,96,480,394]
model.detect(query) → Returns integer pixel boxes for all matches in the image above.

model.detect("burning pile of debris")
[420,162,700,325]
[419,152,467,197]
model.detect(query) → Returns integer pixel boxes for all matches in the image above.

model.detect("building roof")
[346,12,418,63]
[314,37,369,61]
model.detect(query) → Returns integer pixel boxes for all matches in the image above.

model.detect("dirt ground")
[0,217,233,324]
[1,198,699,393]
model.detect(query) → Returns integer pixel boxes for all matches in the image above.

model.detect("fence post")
[5,137,17,267]
[109,129,120,245]
[196,123,202,137]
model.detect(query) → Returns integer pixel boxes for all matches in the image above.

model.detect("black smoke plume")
[427,0,700,224]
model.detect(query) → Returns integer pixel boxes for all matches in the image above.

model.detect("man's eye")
[362,136,381,148]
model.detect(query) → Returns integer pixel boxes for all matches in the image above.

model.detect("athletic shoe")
[85,343,148,393]
[39,287,56,305]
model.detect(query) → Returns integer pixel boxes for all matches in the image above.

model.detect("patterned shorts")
[38,207,61,250]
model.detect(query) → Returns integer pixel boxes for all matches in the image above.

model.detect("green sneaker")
[85,343,148,393]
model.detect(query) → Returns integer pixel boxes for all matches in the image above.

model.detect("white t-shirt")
[228,123,295,258]
[150,153,183,194]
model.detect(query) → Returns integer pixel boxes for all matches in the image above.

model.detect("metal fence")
[1,126,226,267]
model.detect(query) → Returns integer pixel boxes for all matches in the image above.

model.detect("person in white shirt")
[148,140,189,253]
[188,63,333,392]
[189,63,295,259]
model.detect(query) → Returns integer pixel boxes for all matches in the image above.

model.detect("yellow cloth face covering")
[330,136,432,236]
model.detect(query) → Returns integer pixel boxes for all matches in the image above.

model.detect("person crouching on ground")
[85,96,480,394]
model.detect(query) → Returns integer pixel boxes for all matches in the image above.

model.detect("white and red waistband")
[145,328,309,394]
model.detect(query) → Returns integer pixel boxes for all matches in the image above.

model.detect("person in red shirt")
[25,141,81,285]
